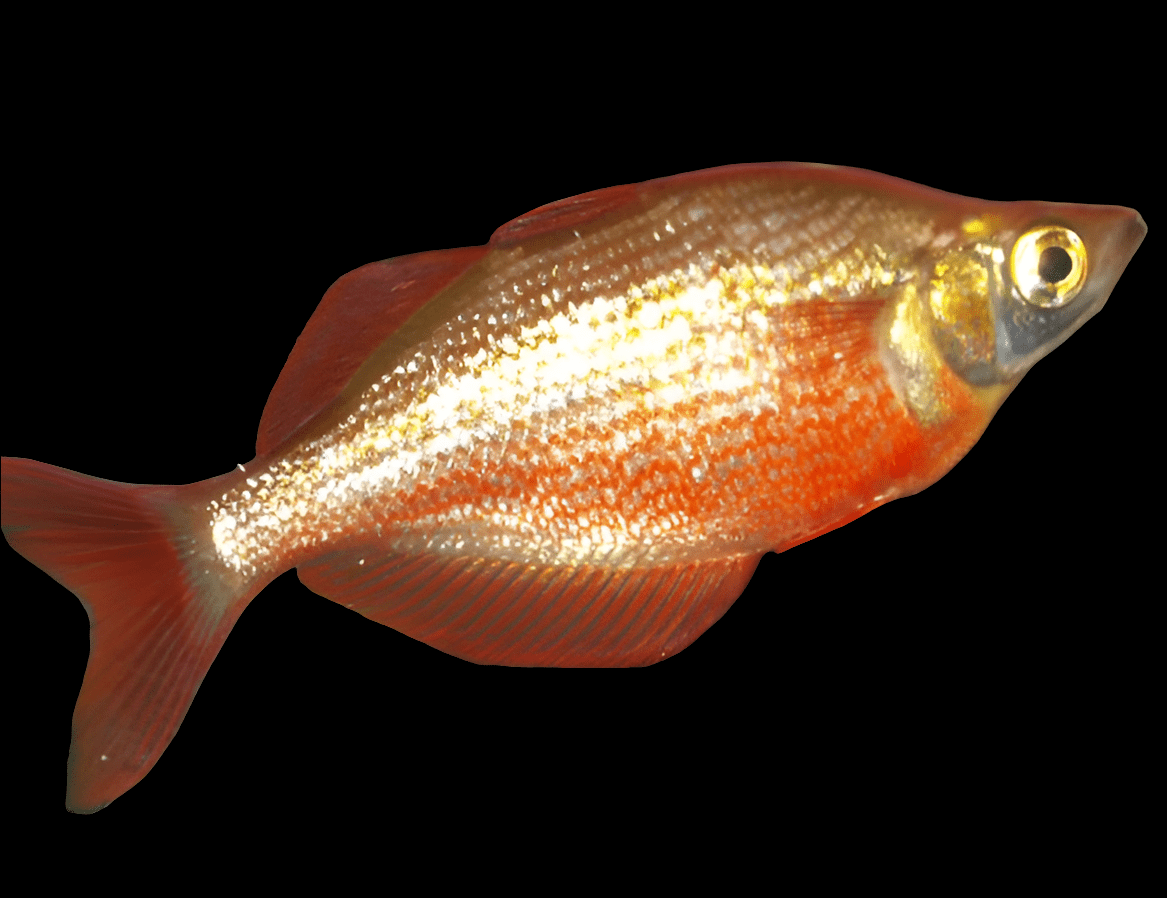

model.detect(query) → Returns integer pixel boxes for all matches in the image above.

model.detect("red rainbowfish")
[2,163,1145,812]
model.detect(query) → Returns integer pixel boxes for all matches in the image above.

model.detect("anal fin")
[297,548,763,667]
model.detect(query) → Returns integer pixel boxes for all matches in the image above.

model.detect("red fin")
[489,163,983,253]
[779,296,885,360]
[256,246,489,455]
[487,164,947,250]
[489,183,641,247]
[635,162,987,209]
[1,458,254,812]
[298,548,762,667]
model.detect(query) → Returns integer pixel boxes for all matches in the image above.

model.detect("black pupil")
[1039,246,1074,284]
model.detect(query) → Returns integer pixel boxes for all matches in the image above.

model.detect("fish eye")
[1010,225,1088,308]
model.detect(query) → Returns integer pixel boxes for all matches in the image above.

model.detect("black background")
[5,48,1156,861]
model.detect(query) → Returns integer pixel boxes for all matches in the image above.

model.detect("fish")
[2,162,1145,813]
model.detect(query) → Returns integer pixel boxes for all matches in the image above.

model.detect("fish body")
[1,163,1145,811]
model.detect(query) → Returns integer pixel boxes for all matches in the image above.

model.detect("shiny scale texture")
[211,177,954,578]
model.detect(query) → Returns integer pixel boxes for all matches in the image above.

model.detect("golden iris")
[1010,225,1088,308]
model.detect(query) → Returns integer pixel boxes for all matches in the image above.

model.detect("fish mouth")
[1120,209,1148,264]
[1074,203,1146,320]
[1068,203,1146,278]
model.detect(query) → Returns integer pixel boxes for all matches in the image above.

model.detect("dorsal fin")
[489,182,640,247]
[256,246,488,455]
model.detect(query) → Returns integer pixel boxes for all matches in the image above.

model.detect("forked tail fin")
[1,457,258,813]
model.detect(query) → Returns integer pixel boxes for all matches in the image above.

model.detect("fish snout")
[990,203,1145,379]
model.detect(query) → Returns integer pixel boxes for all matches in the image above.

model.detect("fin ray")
[489,183,641,247]
[298,547,762,667]
[257,246,489,454]
[2,458,256,812]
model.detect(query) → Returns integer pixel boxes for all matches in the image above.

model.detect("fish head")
[926,201,1146,391]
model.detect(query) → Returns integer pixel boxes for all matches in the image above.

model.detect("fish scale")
[206,178,939,577]
[2,162,1144,811]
